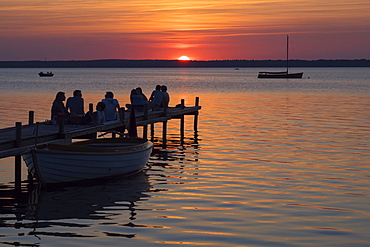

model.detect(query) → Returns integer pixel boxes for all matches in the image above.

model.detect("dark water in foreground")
[0,68,369,246]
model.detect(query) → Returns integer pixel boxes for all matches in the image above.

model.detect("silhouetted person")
[66,90,84,116]
[51,91,68,123]
[130,89,146,111]
[161,85,169,109]
[94,101,106,125]
[136,87,148,102]
[149,85,164,111]
[102,91,120,121]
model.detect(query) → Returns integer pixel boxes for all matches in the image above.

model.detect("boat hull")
[22,138,153,185]
[258,72,303,79]
[38,72,54,77]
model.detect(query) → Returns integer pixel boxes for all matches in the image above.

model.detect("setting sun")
[178,56,191,61]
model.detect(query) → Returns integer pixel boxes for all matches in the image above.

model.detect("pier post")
[194,97,199,132]
[151,123,155,134]
[143,126,148,139]
[118,107,126,136]
[89,103,93,113]
[15,122,22,191]
[150,124,155,142]
[143,103,149,139]
[163,103,168,115]
[162,120,167,148]
[15,122,22,148]
[144,103,149,120]
[28,111,34,125]
[180,115,185,146]
[15,156,22,191]
[195,97,199,107]
[119,107,125,122]
[58,117,65,134]
[180,100,185,146]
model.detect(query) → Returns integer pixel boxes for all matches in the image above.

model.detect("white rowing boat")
[22,137,153,185]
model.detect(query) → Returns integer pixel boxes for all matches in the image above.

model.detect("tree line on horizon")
[0,59,369,68]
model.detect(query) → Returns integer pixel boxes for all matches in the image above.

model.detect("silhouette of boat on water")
[258,35,303,79]
[258,70,303,78]
[38,71,54,77]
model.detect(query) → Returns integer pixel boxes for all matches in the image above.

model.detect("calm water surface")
[0,68,369,246]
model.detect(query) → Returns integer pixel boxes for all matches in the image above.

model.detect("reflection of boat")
[22,137,153,185]
[26,171,150,221]
[258,35,303,79]
[38,71,54,77]
[0,171,151,238]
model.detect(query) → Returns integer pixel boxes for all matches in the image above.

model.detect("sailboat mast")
[286,35,289,73]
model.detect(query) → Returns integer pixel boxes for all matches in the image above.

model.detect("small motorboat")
[38,71,54,77]
[22,137,153,185]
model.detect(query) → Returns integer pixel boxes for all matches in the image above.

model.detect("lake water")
[0,67,369,246]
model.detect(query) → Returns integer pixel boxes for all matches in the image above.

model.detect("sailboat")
[258,35,303,79]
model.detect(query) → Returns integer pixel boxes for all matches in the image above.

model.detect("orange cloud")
[1,0,369,60]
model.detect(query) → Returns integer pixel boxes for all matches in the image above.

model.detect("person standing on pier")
[66,90,84,116]
[149,85,164,111]
[102,91,120,121]
[51,91,68,123]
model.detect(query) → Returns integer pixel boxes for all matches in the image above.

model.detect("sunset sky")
[1,0,369,61]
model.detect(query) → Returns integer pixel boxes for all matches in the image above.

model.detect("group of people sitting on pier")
[50,85,170,125]
[128,85,169,112]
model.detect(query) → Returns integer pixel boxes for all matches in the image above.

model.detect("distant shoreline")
[0,59,369,68]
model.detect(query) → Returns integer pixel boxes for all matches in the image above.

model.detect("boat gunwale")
[34,144,153,155]
[258,71,288,75]
[33,138,153,154]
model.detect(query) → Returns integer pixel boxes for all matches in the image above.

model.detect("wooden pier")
[0,97,201,159]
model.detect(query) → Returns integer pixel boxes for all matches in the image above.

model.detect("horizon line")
[1,58,370,62]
